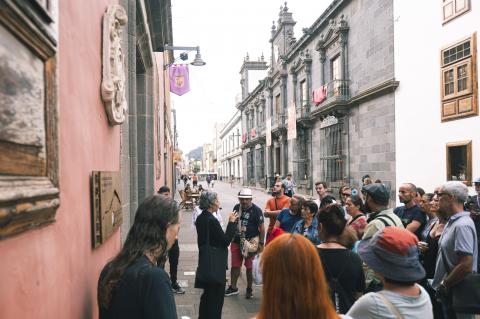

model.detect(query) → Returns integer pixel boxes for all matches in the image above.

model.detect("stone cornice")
[349,79,399,104]
[236,81,266,110]
[219,110,241,138]
[309,78,399,119]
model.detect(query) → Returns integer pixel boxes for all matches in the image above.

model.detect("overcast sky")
[171,1,330,154]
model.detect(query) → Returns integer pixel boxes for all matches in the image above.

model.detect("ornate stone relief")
[101,5,128,126]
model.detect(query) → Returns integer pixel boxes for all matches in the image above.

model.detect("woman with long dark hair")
[97,195,180,319]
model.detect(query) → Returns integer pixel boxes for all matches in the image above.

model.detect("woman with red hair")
[255,233,351,319]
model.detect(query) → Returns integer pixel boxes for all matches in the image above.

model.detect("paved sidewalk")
[169,181,271,319]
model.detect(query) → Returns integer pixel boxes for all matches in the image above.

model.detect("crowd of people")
[96,176,480,319]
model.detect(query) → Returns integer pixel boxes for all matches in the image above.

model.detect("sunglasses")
[434,191,448,198]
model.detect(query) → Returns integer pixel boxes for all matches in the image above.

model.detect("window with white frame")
[443,0,470,24]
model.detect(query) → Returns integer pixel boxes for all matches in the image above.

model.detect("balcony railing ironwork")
[316,79,350,107]
[271,113,286,129]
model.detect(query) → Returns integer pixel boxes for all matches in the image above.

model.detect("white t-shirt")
[347,285,433,319]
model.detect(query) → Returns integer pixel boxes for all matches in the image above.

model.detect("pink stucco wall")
[0,1,122,318]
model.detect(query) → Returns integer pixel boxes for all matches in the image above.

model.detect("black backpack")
[323,255,354,314]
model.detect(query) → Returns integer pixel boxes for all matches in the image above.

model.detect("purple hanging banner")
[169,64,190,96]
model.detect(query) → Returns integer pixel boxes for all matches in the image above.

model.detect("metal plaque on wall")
[91,171,123,248]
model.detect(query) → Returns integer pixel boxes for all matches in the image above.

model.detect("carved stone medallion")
[101,5,128,126]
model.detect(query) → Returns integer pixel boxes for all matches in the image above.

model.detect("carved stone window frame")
[0,1,59,239]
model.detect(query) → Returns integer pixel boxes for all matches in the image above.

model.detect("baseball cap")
[358,227,425,282]
[362,183,390,205]
[238,188,253,199]
[474,177,480,184]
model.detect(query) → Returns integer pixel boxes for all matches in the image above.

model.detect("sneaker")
[225,286,239,296]
[171,282,185,294]
[245,287,253,299]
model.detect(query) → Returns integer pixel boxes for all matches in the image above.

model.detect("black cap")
[362,183,390,205]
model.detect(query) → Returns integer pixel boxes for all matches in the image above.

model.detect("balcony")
[312,80,350,114]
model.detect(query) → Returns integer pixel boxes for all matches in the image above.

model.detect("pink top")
[347,214,368,238]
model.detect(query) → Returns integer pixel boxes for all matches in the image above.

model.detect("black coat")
[194,210,236,288]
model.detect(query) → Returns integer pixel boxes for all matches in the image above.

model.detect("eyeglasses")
[434,191,448,198]
[341,193,350,197]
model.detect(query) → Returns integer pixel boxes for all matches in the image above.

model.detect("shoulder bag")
[238,206,259,258]
[196,217,228,285]
[440,247,480,313]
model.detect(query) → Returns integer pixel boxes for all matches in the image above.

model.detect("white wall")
[394,1,480,196]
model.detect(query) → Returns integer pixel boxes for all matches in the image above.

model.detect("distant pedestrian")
[230,174,235,188]
[255,234,343,319]
[194,191,238,319]
[362,175,372,187]
[97,195,179,319]
[157,186,185,294]
[192,174,198,187]
[206,175,212,188]
[314,181,336,209]
[347,227,433,319]
[183,175,188,187]
[282,173,296,197]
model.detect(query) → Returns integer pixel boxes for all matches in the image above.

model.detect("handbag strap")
[205,213,210,245]
[377,293,405,319]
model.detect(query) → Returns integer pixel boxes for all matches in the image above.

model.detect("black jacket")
[194,210,236,287]
[196,210,236,248]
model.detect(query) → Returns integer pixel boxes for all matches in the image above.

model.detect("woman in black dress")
[195,191,238,319]
[317,204,366,314]
[97,195,180,319]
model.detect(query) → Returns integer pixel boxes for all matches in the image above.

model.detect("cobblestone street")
[170,181,270,319]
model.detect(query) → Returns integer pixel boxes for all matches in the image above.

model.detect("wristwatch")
[440,280,449,293]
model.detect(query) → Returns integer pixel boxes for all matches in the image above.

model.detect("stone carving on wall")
[101,5,128,126]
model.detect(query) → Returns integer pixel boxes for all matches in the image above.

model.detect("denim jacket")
[292,217,321,245]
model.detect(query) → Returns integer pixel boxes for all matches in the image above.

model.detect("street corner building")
[0,0,176,318]
[237,0,398,199]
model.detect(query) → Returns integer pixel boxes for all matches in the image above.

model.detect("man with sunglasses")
[432,181,478,319]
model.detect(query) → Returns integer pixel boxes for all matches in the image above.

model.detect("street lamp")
[164,45,206,69]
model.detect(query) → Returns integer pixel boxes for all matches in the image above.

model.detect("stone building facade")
[219,110,243,181]
[238,0,398,198]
